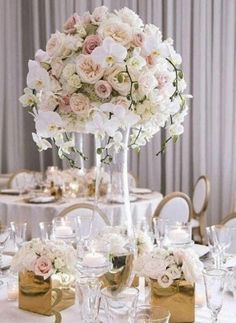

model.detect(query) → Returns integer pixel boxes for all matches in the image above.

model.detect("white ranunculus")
[98,18,132,46]
[61,63,76,80]
[27,60,50,91]
[65,34,83,51]
[35,110,64,138]
[115,7,143,28]
[90,6,109,25]
[67,74,82,89]
[166,265,182,280]
[54,257,65,270]
[105,64,131,96]
[76,55,104,84]
[138,72,157,95]
[32,133,52,151]
[91,37,127,68]
[19,88,39,107]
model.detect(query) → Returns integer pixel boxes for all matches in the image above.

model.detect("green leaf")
[134,82,139,90]
[96,147,103,155]
[178,71,183,79]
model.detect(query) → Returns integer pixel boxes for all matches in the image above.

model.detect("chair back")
[56,203,110,239]
[153,192,192,223]
[192,176,210,215]
[8,169,38,190]
[220,212,236,254]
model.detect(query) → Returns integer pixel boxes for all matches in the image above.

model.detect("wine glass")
[206,226,221,268]
[211,225,232,263]
[203,268,227,322]
[10,222,27,249]
[39,222,53,240]
[153,218,166,248]
[0,226,11,284]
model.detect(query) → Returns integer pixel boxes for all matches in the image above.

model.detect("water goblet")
[101,287,139,323]
[39,222,53,240]
[0,225,11,284]
[211,225,232,264]
[10,222,27,249]
[136,305,171,323]
[153,218,166,248]
[203,268,227,323]
[76,276,101,323]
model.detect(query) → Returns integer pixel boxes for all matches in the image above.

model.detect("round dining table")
[0,192,163,238]
[0,278,235,323]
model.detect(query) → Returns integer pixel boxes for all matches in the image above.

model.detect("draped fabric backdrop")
[0,0,235,224]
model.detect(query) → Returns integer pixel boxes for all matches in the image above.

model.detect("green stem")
[156,136,172,156]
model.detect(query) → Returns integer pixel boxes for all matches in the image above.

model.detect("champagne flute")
[153,218,166,248]
[211,225,232,264]
[0,226,11,285]
[10,222,27,249]
[203,268,227,323]
[206,226,221,268]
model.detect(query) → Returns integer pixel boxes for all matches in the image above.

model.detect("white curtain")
[0,0,235,224]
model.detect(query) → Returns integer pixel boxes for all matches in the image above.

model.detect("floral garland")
[20,6,190,166]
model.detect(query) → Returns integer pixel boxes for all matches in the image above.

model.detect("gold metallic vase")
[150,279,195,323]
[18,271,75,321]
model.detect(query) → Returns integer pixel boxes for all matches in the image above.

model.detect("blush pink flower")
[34,256,53,280]
[82,35,101,55]
[132,32,145,47]
[58,95,72,113]
[63,13,80,34]
[70,93,90,115]
[95,80,112,99]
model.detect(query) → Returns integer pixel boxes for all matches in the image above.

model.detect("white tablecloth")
[0,279,235,323]
[0,192,163,238]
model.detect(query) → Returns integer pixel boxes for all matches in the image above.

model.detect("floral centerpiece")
[19,6,190,165]
[11,239,76,318]
[134,248,203,323]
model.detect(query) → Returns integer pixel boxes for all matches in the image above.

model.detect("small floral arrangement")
[134,248,203,288]
[19,6,190,166]
[11,239,76,280]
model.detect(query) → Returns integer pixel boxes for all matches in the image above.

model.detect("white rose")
[23,250,37,271]
[65,34,83,51]
[166,265,181,280]
[90,6,108,25]
[67,74,82,89]
[115,7,143,28]
[157,272,173,288]
[98,18,132,46]
[46,31,66,58]
[62,63,76,80]
[105,64,131,96]
[127,55,146,71]
[76,55,104,84]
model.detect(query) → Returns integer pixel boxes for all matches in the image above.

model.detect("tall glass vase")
[74,132,85,173]
[95,129,136,293]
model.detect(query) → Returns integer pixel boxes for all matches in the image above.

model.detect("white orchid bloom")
[32,133,52,151]
[54,134,75,158]
[168,123,184,137]
[19,88,39,107]
[91,37,127,68]
[35,110,64,138]
[106,131,124,153]
[26,60,50,91]
[142,35,170,63]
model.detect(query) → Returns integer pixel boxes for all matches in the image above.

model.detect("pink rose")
[63,13,80,34]
[132,32,145,47]
[82,35,101,55]
[51,58,64,79]
[58,95,72,113]
[70,93,90,115]
[34,256,53,280]
[95,80,112,99]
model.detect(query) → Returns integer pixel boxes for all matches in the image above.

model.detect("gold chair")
[7,169,36,189]
[153,191,193,223]
[192,176,210,244]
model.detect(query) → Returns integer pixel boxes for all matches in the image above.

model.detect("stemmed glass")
[153,218,166,248]
[206,226,221,268]
[0,226,11,285]
[10,222,27,250]
[203,268,227,323]
[211,225,232,264]
[39,222,53,240]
